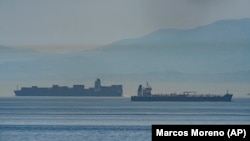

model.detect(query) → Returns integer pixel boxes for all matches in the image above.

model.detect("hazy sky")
[1,0,250,51]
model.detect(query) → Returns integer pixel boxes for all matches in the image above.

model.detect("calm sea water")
[0,97,249,141]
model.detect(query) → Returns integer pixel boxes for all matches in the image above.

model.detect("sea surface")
[0,97,249,141]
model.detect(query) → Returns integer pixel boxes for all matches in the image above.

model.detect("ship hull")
[14,79,123,97]
[131,94,233,102]
[15,91,122,97]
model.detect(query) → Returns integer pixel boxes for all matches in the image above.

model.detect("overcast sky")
[1,0,250,51]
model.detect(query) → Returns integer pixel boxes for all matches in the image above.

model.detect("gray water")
[0,97,249,141]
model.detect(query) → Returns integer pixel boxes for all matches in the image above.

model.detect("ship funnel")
[94,78,101,91]
[137,84,143,96]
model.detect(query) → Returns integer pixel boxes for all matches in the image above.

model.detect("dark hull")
[15,87,122,97]
[131,94,233,102]
[15,79,123,97]
[15,91,122,97]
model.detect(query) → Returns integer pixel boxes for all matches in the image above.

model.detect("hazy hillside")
[2,18,250,79]
[1,19,250,96]
[94,18,250,74]
[105,18,250,47]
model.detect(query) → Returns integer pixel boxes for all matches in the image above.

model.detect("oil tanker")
[131,83,233,101]
[15,79,122,97]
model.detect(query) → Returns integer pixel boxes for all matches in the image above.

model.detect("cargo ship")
[15,78,123,97]
[131,83,233,101]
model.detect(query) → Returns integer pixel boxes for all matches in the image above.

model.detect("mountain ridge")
[104,18,250,50]
[1,18,250,81]
[1,18,250,96]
